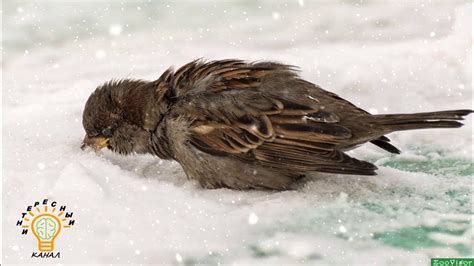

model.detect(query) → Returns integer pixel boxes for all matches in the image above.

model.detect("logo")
[431,258,474,266]
[16,199,75,258]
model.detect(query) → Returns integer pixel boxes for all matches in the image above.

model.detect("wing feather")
[169,59,377,175]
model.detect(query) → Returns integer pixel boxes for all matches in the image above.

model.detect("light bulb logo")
[17,199,75,254]
[32,214,61,252]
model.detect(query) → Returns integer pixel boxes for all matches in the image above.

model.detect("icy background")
[2,1,472,265]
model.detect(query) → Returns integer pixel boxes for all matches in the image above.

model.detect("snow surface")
[2,1,472,265]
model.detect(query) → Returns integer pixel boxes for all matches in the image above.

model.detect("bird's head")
[81,79,165,155]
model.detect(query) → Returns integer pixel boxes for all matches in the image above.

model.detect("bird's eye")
[102,128,113,137]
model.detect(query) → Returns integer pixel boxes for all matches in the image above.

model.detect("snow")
[2,1,472,264]
[248,212,259,225]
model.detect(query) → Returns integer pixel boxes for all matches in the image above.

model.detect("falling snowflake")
[248,212,259,225]
[109,24,123,36]
[95,50,106,59]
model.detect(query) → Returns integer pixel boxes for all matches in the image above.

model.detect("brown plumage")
[81,59,473,190]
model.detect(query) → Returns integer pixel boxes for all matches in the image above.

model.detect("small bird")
[82,59,472,190]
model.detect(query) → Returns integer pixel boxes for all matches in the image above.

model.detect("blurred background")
[2,1,472,265]
[3,0,460,60]
[3,0,471,111]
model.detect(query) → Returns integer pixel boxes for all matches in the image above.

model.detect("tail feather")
[375,109,472,121]
[374,109,472,132]
[370,138,401,154]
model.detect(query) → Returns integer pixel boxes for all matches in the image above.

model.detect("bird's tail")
[373,109,473,133]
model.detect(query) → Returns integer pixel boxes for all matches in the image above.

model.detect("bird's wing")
[169,59,377,175]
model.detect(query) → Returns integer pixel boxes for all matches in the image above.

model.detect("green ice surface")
[374,153,472,255]
[373,224,471,255]
[381,158,473,176]
[249,245,280,258]
[248,152,473,261]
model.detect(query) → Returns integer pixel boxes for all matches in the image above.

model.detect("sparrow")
[82,59,472,190]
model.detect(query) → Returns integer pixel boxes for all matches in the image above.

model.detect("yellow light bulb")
[31,214,61,252]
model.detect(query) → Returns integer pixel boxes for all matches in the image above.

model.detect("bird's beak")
[81,135,109,151]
